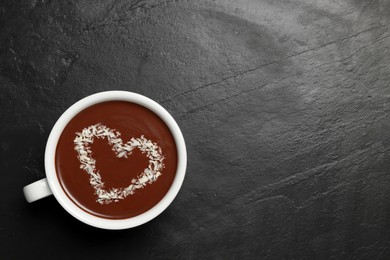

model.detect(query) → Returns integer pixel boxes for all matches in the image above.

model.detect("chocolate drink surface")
[55,101,178,219]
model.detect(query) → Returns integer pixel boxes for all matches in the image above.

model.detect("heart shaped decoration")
[73,123,165,204]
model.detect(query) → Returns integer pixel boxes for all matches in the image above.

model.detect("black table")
[1,0,390,259]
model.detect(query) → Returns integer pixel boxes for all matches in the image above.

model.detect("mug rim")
[45,91,187,230]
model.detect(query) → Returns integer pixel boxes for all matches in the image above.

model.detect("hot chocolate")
[55,101,178,219]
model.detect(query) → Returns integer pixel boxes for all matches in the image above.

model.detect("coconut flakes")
[73,123,165,205]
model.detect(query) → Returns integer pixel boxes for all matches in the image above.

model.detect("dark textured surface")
[1,0,390,259]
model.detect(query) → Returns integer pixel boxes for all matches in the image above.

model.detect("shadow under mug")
[23,91,187,230]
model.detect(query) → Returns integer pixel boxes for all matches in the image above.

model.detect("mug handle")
[23,179,53,203]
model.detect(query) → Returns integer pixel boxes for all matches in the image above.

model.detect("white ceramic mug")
[23,91,187,230]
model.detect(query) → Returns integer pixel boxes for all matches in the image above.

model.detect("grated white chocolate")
[73,123,165,204]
